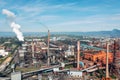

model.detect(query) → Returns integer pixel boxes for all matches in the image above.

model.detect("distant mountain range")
[0,29,120,38]
[73,29,120,38]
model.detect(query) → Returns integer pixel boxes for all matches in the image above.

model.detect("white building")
[67,71,82,78]
[0,49,9,57]
[53,68,59,72]
[64,45,74,57]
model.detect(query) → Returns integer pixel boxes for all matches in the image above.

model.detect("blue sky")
[0,0,120,32]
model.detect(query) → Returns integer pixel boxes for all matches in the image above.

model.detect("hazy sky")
[0,0,120,32]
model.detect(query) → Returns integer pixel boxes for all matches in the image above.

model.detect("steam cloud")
[2,9,24,41]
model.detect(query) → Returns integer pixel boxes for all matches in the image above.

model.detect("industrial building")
[64,45,75,57]
[84,50,113,64]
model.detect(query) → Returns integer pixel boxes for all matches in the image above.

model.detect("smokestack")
[77,41,80,70]
[119,39,120,51]
[47,30,50,66]
[2,9,24,41]
[106,42,109,78]
[32,41,37,65]
[32,41,35,58]
[113,40,116,63]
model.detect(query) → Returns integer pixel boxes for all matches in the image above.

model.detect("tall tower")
[119,38,120,50]
[47,30,50,66]
[32,41,36,64]
[102,41,111,80]
[106,42,109,78]
[113,40,116,63]
[32,41,35,58]
[77,41,80,70]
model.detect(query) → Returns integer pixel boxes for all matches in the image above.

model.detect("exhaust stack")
[47,30,50,66]
[106,42,109,78]
[113,40,116,63]
[32,41,35,58]
[77,41,80,70]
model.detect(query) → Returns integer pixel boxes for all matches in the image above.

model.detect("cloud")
[2,9,16,18]
[7,1,100,23]
[1,0,120,32]
[50,14,120,31]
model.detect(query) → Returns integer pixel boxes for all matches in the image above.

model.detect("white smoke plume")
[2,9,16,18]
[2,9,24,41]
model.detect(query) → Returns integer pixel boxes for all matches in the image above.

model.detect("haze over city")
[0,0,120,32]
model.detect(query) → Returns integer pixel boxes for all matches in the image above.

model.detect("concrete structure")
[0,57,12,72]
[19,49,25,62]
[102,42,111,80]
[32,42,37,64]
[19,50,25,57]
[47,30,50,66]
[67,71,82,78]
[53,68,59,72]
[52,55,55,63]
[22,43,28,50]
[19,43,28,58]
[106,42,109,78]
[32,42,35,58]
[19,45,28,67]
[11,72,21,80]
[61,62,65,68]
[64,45,74,57]
[112,39,120,77]
[77,41,80,70]
[38,74,42,80]
[48,75,53,80]
[0,77,10,80]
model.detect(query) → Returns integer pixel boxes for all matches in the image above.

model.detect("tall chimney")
[77,41,80,70]
[119,38,120,51]
[32,41,34,58]
[113,40,116,63]
[106,42,109,78]
[47,30,50,66]
[32,41,37,64]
